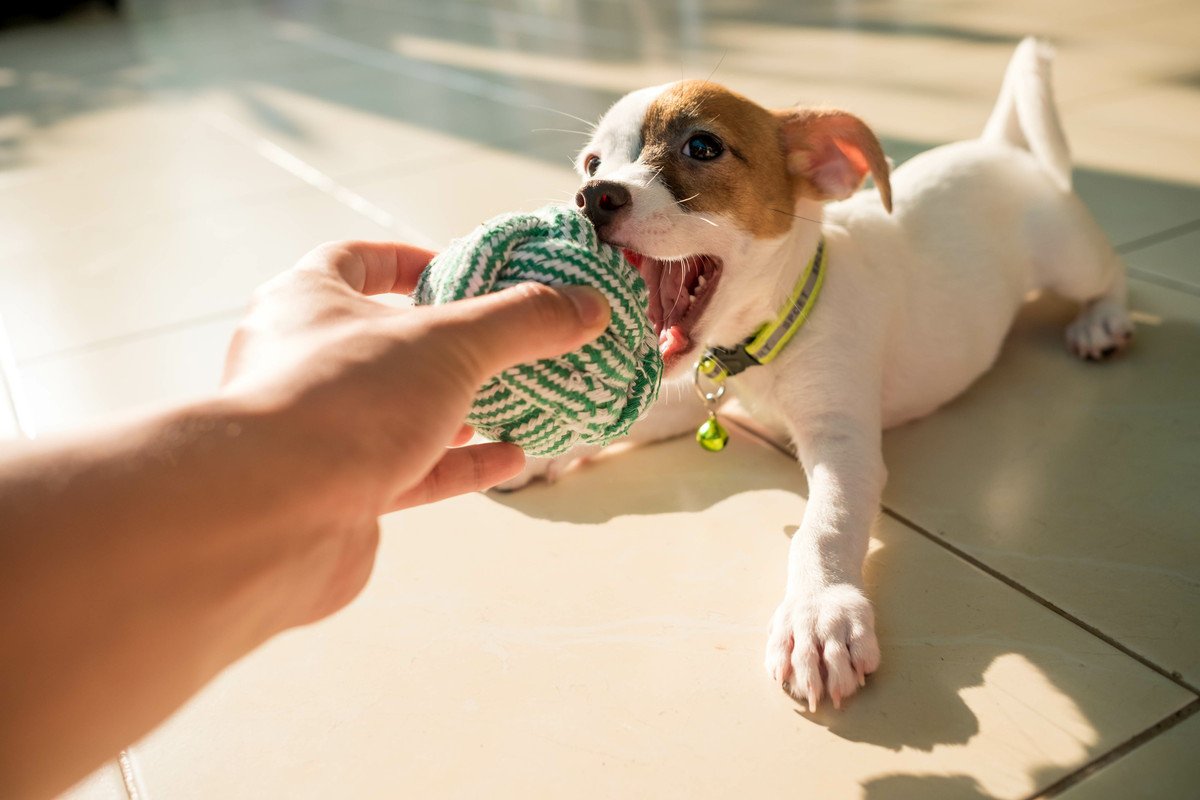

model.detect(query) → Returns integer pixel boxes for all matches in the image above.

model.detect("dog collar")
[692,237,827,451]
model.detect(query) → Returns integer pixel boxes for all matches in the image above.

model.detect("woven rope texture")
[415,205,662,456]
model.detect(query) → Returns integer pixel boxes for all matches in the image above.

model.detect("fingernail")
[559,285,610,327]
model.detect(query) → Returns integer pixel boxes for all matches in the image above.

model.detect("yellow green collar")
[697,237,827,384]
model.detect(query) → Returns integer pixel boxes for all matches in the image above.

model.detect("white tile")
[20,313,237,435]
[1073,171,1200,251]
[129,434,1189,799]
[882,279,1200,684]
[1126,226,1200,293]
[0,184,393,362]
[1064,85,1200,187]
[56,760,126,800]
[347,145,579,248]
[1058,710,1200,800]
[0,379,19,439]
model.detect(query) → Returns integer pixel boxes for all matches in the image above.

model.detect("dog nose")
[575,181,631,230]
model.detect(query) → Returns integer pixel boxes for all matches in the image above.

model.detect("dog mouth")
[623,250,722,370]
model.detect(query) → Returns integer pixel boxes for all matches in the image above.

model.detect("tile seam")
[0,311,38,439]
[16,307,247,368]
[1127,266,1200,298]
[882,507,1198,695]
[729,364,1199,695]
[1028,698,1200,799]
[118,747,147,800]
[1115,217,1200,255]
[195,109,437,249]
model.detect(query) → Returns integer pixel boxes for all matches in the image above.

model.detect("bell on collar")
[696,412,729,452]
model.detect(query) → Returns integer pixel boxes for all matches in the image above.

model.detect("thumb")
[426,282,611,379]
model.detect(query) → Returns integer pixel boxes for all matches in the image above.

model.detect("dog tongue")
[658,325,690,362]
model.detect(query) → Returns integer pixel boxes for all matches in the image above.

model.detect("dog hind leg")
[988,37,1134,360]
[1032,205,1133,360]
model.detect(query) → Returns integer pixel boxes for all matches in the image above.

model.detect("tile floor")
[1,1,1196,798]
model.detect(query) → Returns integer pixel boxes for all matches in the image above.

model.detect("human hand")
[224,239,611,509]
[0,239,614,797]
[220,240,610,624]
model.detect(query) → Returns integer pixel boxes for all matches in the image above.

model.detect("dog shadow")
[489,283,1199,788]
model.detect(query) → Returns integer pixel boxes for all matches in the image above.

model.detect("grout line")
[118,747,148,800]
[1127,266,1200,299]
[735,413,1199,694]
[1029,699,1200,799]
[1116,218,1200,254]
[17,307,247,368]
[196,109,437,250]
[0,311,39,439]
[272,20,546,108]
[1113,218,1200,298]
[324,0,634,58]
[882,507,1199,695]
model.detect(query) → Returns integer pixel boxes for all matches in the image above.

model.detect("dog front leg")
[764,413,885,711]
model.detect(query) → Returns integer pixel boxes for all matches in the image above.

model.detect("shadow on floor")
[4,4,1198,796]
[489,287,1199,796]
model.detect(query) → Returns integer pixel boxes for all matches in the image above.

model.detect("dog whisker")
[528,105,597,132]
[768,207,823,226]
[705,50,729,84]
[533,128,593,137]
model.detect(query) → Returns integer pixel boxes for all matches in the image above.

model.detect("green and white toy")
[415,204,662,457]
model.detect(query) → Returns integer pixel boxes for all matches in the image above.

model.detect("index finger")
[298,240,438,296]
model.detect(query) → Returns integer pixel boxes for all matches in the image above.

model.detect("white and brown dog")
[500,38,1132,710]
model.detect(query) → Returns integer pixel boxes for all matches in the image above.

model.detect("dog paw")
[764,584,880,711]
[491,453,580,492]
[1066,297,1133,361]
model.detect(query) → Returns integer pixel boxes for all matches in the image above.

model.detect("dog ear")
[775,108,893,213]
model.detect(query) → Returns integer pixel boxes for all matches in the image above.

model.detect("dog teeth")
[697,276,707,289]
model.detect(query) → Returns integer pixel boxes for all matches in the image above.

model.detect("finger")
[426,282,611,380]
[298,240,437,296]
[450,424,475,447]
[390,442,525,511]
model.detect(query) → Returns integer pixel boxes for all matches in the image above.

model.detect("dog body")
[502,38,1132,709]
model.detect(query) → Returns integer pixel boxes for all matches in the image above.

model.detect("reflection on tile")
[0,101,304,226]
[0,184,391,362]
[1058,709,1200,800]
[0,386,18,439]
[189,84,480,182]
[19,313,237,435]
[131,435,1187,799]
[349,146,578,247]
[1125,226,1200,294]
[55,760,126,800]
[2,2,1198,797]
[883,279,1200,684]
[1064,86,1200,186]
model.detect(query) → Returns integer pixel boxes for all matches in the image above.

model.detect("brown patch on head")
[641,81,794,238]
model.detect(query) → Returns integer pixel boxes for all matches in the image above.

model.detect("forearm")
[0,395,356,799]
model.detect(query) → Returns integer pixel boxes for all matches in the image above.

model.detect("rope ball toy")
[414,204,663,457]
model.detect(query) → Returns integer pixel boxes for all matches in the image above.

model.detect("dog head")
[574,80,891,376]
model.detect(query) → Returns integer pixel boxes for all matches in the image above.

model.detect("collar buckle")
[699,343,761,382]
[689,236,827,452]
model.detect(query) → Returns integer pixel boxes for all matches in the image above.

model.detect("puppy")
[500,38,1132,710]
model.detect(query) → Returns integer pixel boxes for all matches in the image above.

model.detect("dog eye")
[584,154,600,176]
[682,133,723,161]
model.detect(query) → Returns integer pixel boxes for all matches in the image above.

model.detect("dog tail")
[981,36,1072,192]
